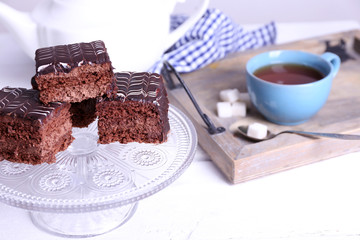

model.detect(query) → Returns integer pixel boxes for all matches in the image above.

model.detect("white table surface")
[0,20,360,240]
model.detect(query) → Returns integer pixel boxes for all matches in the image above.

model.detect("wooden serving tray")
[167,30,360,184]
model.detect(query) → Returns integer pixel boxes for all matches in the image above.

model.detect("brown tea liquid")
[254,63,325,85]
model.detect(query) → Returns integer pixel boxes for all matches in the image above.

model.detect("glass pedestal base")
[30,202,138,238]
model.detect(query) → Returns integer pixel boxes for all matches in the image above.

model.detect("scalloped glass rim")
[0,105,197,213]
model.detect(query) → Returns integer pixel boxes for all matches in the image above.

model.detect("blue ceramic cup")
[246,50,340,125]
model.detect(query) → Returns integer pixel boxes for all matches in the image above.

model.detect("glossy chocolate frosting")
[0,87,67,123]
[34,40,111,76]
[113,72,167,104]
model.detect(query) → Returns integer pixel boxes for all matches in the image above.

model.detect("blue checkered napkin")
[149,8,276,73]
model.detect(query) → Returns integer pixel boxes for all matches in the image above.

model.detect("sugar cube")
[231,102,246,117]
[219,88,241,102]
[217,102,232,118]
[247,122,268,139]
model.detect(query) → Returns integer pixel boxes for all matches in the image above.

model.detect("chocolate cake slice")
[96,72,170,144]
[0,87,74,165]
[32,40,117,104]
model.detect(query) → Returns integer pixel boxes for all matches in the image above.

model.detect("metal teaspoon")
[237,125,360,142]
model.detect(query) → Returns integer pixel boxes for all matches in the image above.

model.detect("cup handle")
[321,52,341,77]
[164,0,209,51]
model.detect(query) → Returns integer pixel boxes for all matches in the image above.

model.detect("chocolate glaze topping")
[113,72,167,104]
[0,87,66,123]
[34,40,111,76]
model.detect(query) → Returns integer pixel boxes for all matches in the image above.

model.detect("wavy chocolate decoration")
[0,87,66,123]
[115,72,165,104]
[34,40,111,75]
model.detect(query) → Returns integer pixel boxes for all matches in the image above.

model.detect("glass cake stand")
[0,105,197,238]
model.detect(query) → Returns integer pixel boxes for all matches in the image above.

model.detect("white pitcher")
[0,0,208,71]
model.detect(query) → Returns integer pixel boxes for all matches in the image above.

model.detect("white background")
[1,0,360,28]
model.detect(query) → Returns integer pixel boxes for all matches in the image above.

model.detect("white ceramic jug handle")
[164,0,209,51]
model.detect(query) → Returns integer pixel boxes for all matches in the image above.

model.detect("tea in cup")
[246,50,340,125]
